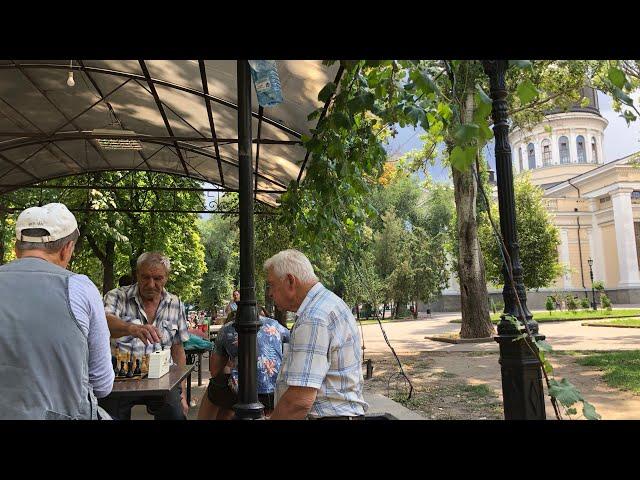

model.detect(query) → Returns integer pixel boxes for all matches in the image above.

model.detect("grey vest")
[0,257,97,420]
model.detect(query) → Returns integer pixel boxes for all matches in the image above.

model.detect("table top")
[109,364,194,398]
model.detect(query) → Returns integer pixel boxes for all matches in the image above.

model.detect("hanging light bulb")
[67,60,75,87]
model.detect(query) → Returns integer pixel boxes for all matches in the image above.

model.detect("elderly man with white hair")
[265,249,368,420]
[99,251,190,420]
[0,203,114,419]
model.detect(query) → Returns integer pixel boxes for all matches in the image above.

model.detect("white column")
[586,227,595,286]
[591,213,605,282]
[534,141,543,169]
[560,228,571,288]
[551,132,559,165]
[598,133,605,164]
[568,131,577,164]
[585,130,593,164]
[611,189,640,287]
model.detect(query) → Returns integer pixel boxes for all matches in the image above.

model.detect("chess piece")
[112,355,118,374]
[126,361,134,378]
[118,361,126,377]
[133,358,141,376]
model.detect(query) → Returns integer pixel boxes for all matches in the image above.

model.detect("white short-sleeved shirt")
[275,282,368,417]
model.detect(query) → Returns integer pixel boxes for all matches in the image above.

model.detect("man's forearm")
[106,313,132,338]
[269,387,317,420]
[172,344,187,391]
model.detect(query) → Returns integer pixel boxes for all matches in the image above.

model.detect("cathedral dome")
[508,87,607,189]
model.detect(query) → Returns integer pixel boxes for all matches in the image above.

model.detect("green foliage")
[601,294,612,311]
[593,280,605,292]
[479,173,562,290]
[1,172,206,302]
[197,213,239,312]
[580,297,591,310]
[545,296,555,314]
[567,296,579,311]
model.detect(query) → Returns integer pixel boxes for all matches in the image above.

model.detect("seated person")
[197,308,290,419]
[99,251,190,420]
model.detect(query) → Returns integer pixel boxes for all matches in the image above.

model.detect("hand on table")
[128,323,161,345]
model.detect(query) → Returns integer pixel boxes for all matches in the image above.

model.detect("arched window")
[559,136,570,164]
[576,135,586,163]
[541,138,551,166]
[518,146,524,172]
[591,137,598,163]
[527,143,536,170]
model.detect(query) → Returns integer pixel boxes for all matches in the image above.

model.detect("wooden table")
[110,364,194,401]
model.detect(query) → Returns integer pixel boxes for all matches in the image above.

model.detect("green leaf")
[478,124,494,142]
[318,82,337,103]
[453,123,480,144]
[608,67,626,90]
[612,86,634,106]
[449,146,476,172]
[516,79,539,105]
[535,340,553,352]
[548,378,583,407]
[404,104,426,126]
[510,60,533,69]
[332,111,353,130]
[582,400,601,420]
[307,109,322,122]
[620,110,637,125]
[476,85,492,105]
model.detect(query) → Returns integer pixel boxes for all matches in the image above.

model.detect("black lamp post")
[233,60,263,420]
[483,60,546,420]
[588,258,597,311]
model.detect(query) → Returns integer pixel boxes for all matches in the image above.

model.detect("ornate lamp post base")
[495,333,547,420]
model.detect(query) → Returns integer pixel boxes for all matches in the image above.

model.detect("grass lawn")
[451,309,640,324]
[583,318,640,328]
[576,350,640,394]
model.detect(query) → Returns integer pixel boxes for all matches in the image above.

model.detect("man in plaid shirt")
[98,252,191,420]
[265,249,368,420]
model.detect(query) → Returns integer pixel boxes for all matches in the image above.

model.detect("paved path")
[360,310,640,355]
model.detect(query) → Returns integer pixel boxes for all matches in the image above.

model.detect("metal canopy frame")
[0,60,341,207]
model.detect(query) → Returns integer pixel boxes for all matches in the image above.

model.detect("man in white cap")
[0,203,114,419]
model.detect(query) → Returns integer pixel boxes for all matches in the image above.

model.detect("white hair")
[264,249,318,283]
[137,251,171,273]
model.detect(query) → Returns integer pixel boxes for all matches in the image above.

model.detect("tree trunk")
[452,92,494,339]
[103,240,115,294]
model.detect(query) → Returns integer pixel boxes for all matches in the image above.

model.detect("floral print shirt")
[214,316,290,394]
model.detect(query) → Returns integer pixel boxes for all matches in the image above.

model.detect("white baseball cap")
[15,203,79,243]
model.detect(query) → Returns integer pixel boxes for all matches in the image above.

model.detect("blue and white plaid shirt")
[275,282,368,418]
[103,284,190,358]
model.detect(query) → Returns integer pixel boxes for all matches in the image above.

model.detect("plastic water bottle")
[248,60,283,107]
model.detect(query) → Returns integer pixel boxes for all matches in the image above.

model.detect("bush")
[566,296,579,312]
[601,294,612,311]
[495,300,505,312]
[545,296,555,314]
[490,298,497,314]
[580,297,591,310]
[593,280,605,292]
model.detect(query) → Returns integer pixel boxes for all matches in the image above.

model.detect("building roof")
[0,60,341,206]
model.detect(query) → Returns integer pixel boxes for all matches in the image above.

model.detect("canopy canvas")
[0,60,341,206]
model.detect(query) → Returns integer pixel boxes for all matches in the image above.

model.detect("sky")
[383,90,640,184]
